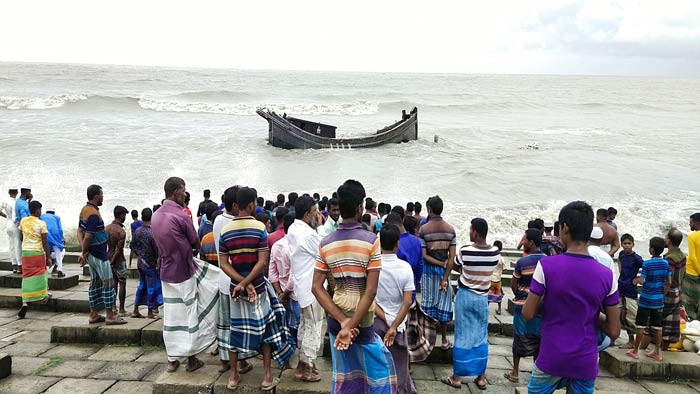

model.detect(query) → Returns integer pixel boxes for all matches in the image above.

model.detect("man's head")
[558,201,594,247]
[265,200,274,211]
[255,212,271,232]
[313,192,320,202]
[470,217,488,242]
[523,228,542,252]
[276,193,285,207]
[621,233,635,254]
[283,212,296,234]
[553,221,560,237]
[236,187,257,216]
[377,203,387,216]
[46,207,56,215]
[607,207,617,221]
[365,198,375,212]
[288,192,298,207]
[667,228,683,248]
[361,213,372,226]
[295,195,319,227]
[20,187,31,198]
[690,213,700,232]
[8,188,18,198]
[532,218,545,233]
[589,226,604,246]
[337,179,366,221]
[184,191,191,207]
[131,210,138,220]
[114,205,129,223]
[164,177,186,207]
[380,224,400,253]
[414,201,422,215]
[222,186,240,215]
[256,197,264,207]
[275,206,289,226]
[403,215,418,235]
[141,207,153,222]
[391,205,405,219]
[406,202,414,214]
[29,200,42,217]
[427,196,443,216]
[596,208,609,223]
[493,240,503,252]
[544,220,554,234]
[203,189,211,199]
[87,184,104,206]
[204,201,219,222]
[649,237,666,257]
[385,212,404,232]
[328,198,340,222]
[318,199,327,212]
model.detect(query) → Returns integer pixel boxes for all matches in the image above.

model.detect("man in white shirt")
[373,224,416,394]
[589,226,619,281]
[319,197,340,237]
[287,195,324,382]
[0,187,21,271]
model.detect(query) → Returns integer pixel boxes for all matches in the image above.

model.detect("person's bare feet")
[626,349,639,359]
[620,342,634,349]
[294,361,306,379]
[227,373,240,389]
[646,351,663,362]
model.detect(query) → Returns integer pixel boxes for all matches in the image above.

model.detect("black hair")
[313,193,320,201]
[385,212,403,226]
[164,177,185,198]
[204,201,219,219]
[427,196,443,215]
[414,201,422,214]
[184,191,190,203]
[596,208,608,218]
[559,201,594,242]
[276,193,285,206]
[377,203,387,215]
[607,207,617,215]
[525,228,542,247]
[406,202,414,212]
[361,213,372,224]
[222,186,240,211]
[131,209,138,219]
[283,212,296,234]
[620,233,634,243]
[152,204,161,212]
[328,197,339,209]
[553,221,560,236]
[493,240,503,251]
[365,198,375,211]
[385,204,392,214]
[380,224,400,251]
[255,212,270,224]
[668,228,683,247]
[114,205,129,217]
[236,187,257,210]
[471,217,488,239]
[87,184,103,201]
[691,213,700,223]
[288,192,299,206]
[275,206,289,223]
[141,207,153,222]
[403,215,418,235]
[391,205,405,219]
[532,218,544,231]
[29,200,42,214]
[203,189,211,198]
[295,195,316,219]
[264,200,274,211]
[527,220,535,229]
[332,192,338,199]
[337,179,366,220]
[318,199,327,211]
[256,197,264,207]
[209,210,222,223]
[649,237,666,256]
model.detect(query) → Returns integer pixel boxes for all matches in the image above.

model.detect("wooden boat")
[256,107,418,149]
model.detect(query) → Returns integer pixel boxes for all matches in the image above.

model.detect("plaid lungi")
[87,253,116,309]
[682,273,700,321]
[229,280,295,365]
[406,301,437,363]
[420,264,453,322]
[645,285,681,343]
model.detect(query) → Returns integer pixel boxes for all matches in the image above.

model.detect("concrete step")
[51,317,163,346]
[0,272,79,290]
[0,288,105,313]
[0,353,10,380]
[515,388,634,394]
[599,347,700,380]
[82,266,140,279]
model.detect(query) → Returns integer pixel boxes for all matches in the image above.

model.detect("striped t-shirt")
[418,215,456,262]
[454,244,501,295]
[219,217,269,295]
[315,221,381,328]
[638,257,671,309]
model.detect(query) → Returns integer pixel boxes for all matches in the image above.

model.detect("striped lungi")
[420,264,453,322]
[682,274,700,321]
[87,254,116,310]
[229,280,294,365]
[406,301,437,363]
[453,287,489,377]
[373,317,415,394]
[645,285,681,343]
[162,258,220,362]
[513,303,541,358]
[21,251,48,302]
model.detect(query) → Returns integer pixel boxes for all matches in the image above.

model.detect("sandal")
[167,360,180,373]
[239,362,253,374]
[105,317,128,325]
[441,340,454,350]
[440,376,461,389]
[474,377,487,390]
[89,315,106,324]
[218,362,231,373]
[186,357,204,372]
[503,371,519,383]
[18,305,28,319]
[261,377,280,391]
[131,313,145,318]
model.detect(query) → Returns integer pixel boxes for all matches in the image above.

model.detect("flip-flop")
[503,371,519,383]
[218,362,231,373]
[167,360,180,373]
[441,340,454,350]
[239,362,253,374]
[18,305,28,319]
[89,315,106,324]
[105,317,128,325]
[131,314,145,319]
[227,379,239,390]
[261,377,280,392]
[440,376,461,389]
[474,377,487,390]
[186,357,205,372]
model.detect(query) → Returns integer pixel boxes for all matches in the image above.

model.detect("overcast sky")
[2,0,699,76]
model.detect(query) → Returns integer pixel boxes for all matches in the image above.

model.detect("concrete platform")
[152,364,221,394]
[0,272,79,290]
[600,346,700,380]
[51,318,162,346]
[0,352,11,380]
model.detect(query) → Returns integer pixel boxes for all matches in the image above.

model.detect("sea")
[1,62,699,252]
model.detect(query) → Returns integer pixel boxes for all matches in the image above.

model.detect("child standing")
[626,237,671,361]
[618,233,644,349]
[489,240,505,315]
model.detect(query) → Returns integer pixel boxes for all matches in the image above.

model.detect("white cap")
[590,226,604,240]
[544,220,554,228]
[46,208,56,213]
[20,185,31,190]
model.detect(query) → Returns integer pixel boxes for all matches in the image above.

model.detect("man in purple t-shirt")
[523,201,620,394]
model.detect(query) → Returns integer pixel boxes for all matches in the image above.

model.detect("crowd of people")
[1,180,699,394]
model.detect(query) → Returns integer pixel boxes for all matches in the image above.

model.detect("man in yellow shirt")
[18,200,52,318]
[682,213,700,321]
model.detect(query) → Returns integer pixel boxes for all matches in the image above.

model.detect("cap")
[544,220,554,228]
[46,208,56,213]
[20,185,31,190]
[590,226,604,240]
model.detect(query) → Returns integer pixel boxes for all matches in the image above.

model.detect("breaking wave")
[0,94,88,109]
[137,98,379,116]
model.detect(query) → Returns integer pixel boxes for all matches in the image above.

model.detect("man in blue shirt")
[40,208,66,277]
[15,187,31,225]
[618,233,644,349]
[385,213,423,301]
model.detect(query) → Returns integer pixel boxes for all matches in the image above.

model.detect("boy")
[626,237,671,361]
[489,240,505,315]
[618,233,644,349]
[373,224,416,394]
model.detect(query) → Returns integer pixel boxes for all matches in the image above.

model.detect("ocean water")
[1,62,699,250]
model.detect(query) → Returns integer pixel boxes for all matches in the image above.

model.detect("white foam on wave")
[0,94,88,110]
[522,128,613,136]
[137,98,378,116]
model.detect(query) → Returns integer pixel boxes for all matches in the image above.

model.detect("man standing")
[682,213,700,321]
[523,201,619,393]
[418,195,456,350]
[0,187,21,274]
[385,213,423,301]
[130,208,162,319]
[312,179,397,394]
[17,200,52,318]
[321,198,341,236]
[78,185,126,325]
[151,177,219,373]
[267,207,289,248]
[443,218,500,390]
[197,189,212,219]
[106,206,129,316]
[596,208,620,257]
[127,210,143,268]
[40,208,66,277]
[588,226,619,281]
[288,195,324,382]
[607,207,618,230]
[269,213,300,351]
[14,186,31,273]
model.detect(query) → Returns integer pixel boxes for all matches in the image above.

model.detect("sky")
[1,0,699,76]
